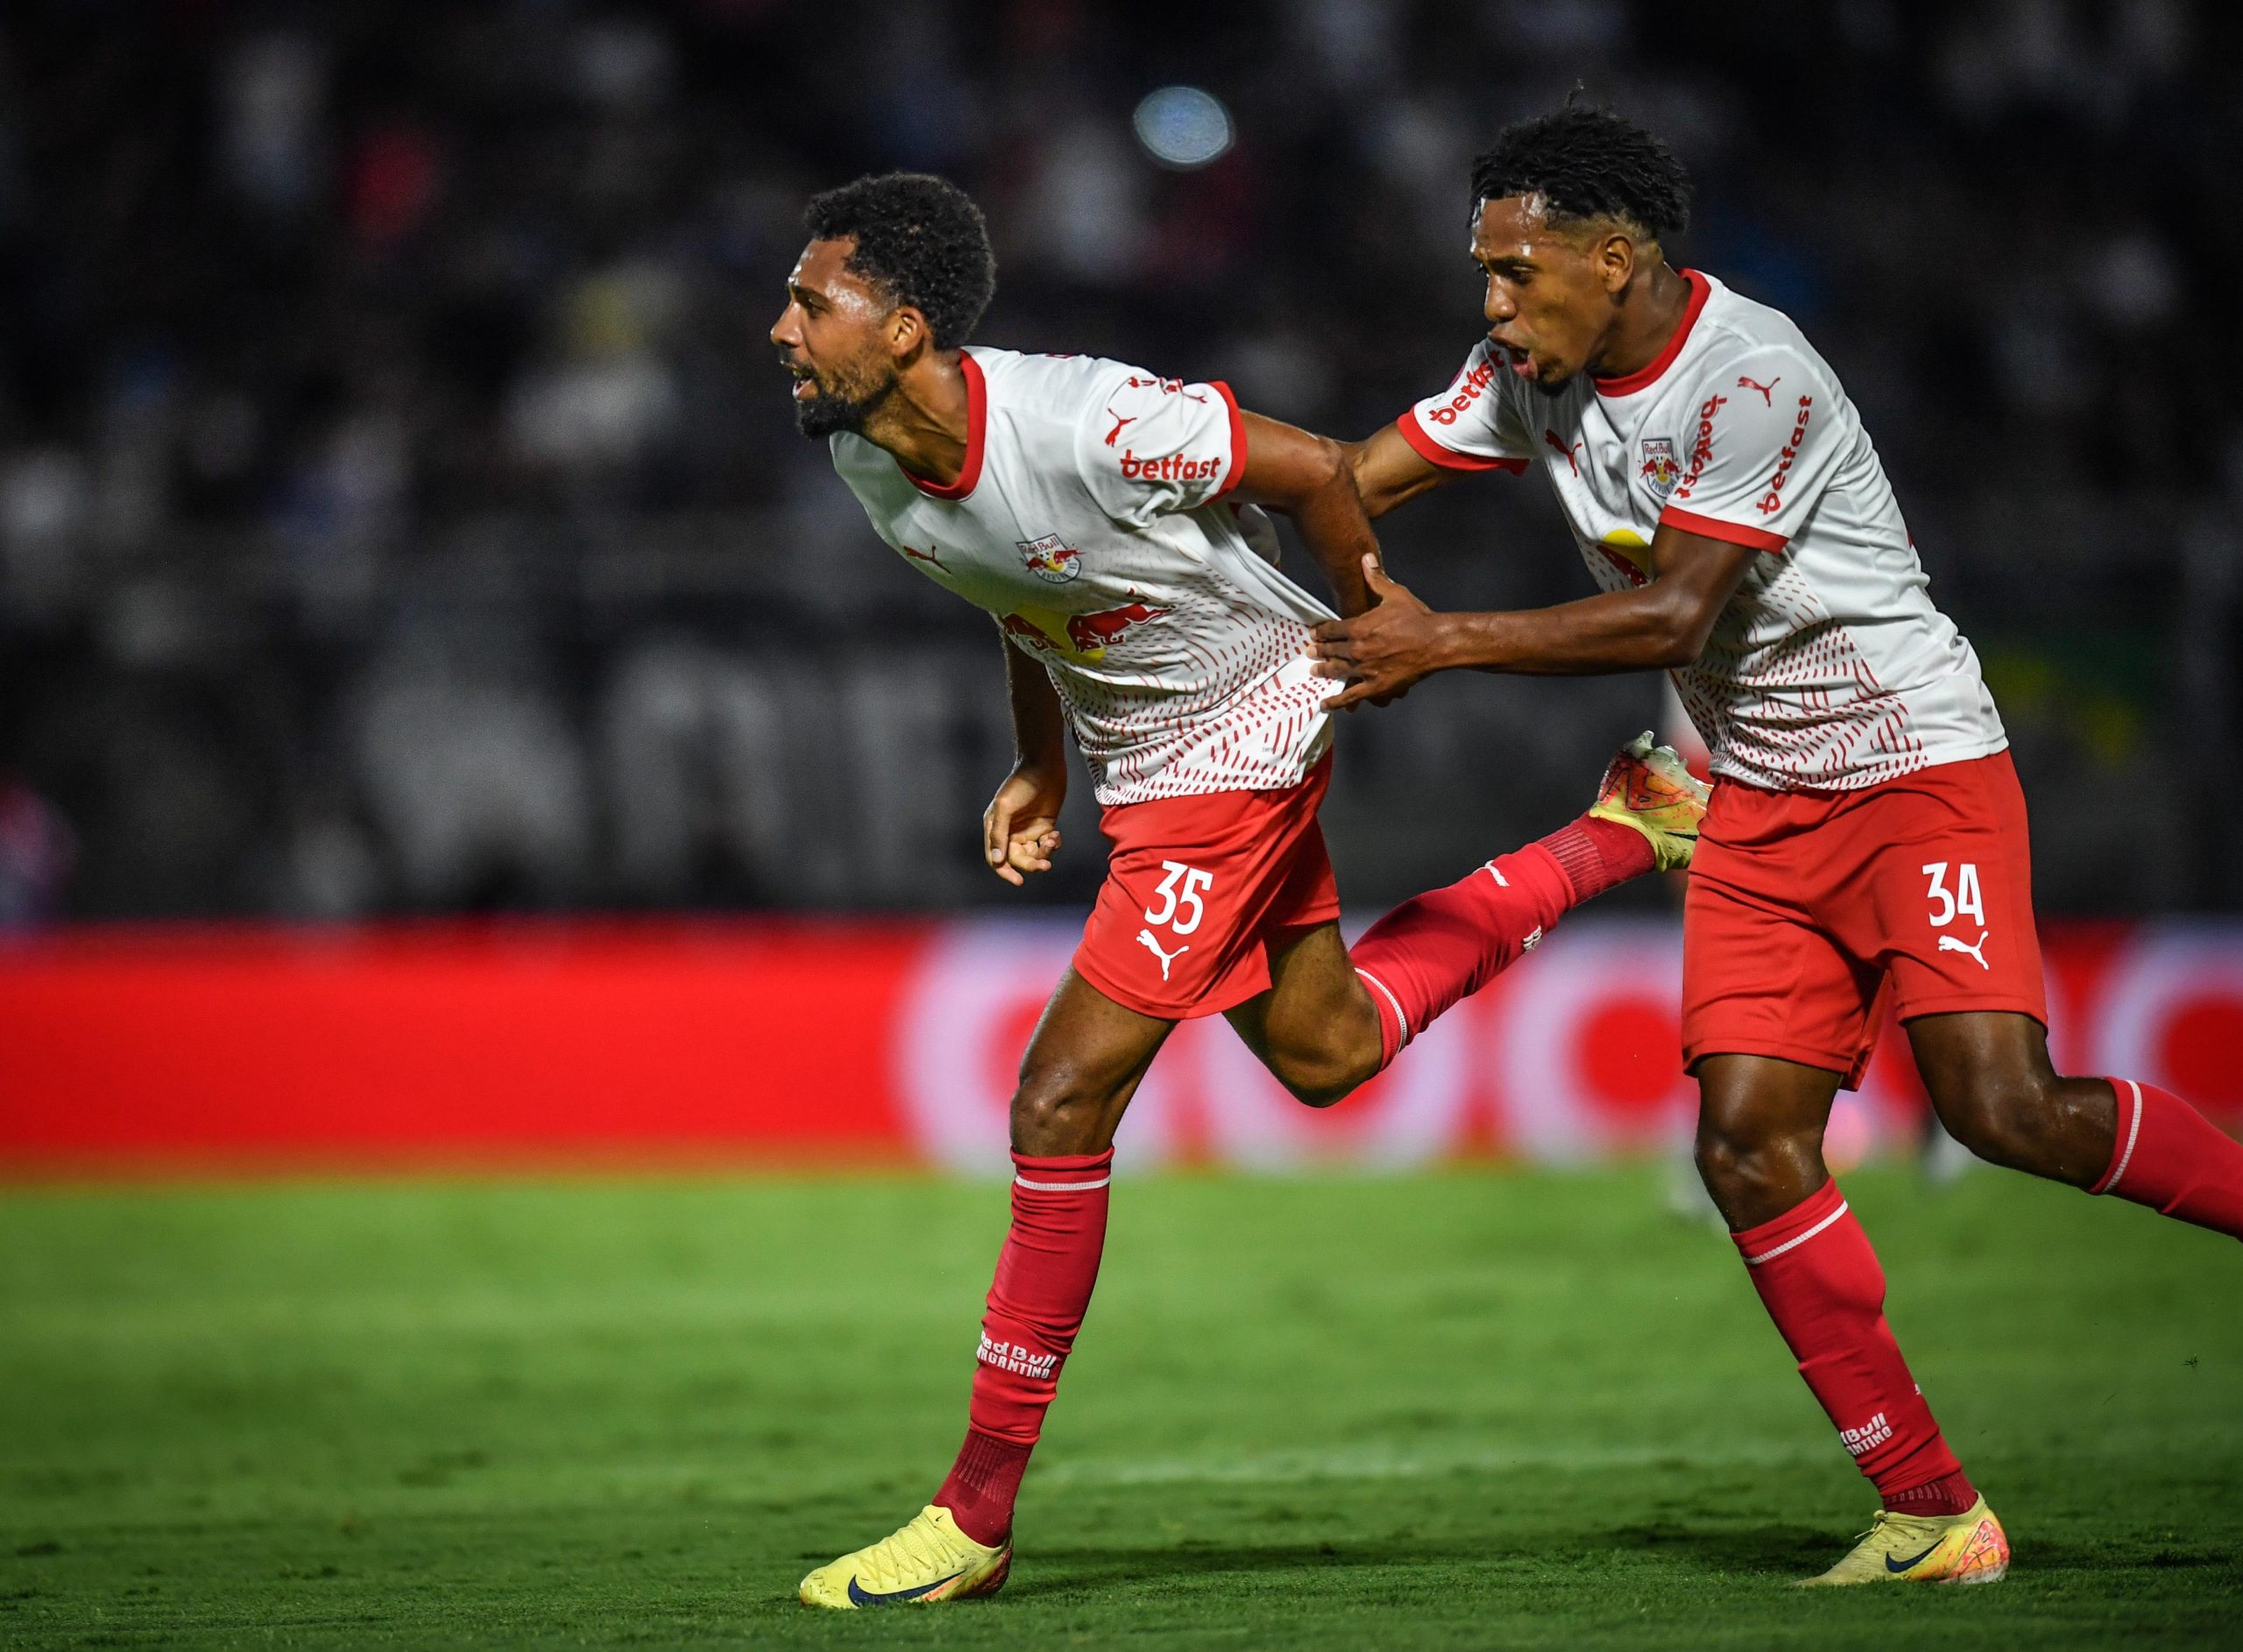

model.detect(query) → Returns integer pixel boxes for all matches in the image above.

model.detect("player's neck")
[1591,263,1692,383]
[867,351,972,489]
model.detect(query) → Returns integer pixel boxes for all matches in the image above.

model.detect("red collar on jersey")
[1594,268,1711,399]
[898,350,987,500]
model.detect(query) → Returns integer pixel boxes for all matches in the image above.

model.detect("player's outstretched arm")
[1308,525,1758,710]
[1343,421,1457,520]
[1231,411,1386,618]
[984,636,1069,886]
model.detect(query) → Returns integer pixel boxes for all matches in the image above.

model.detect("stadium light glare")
[1132,86,1234,170]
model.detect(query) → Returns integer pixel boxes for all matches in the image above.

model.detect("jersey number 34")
[1921,860,1983,928]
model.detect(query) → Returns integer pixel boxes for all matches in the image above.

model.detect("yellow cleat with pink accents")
[1796,1495,2010,1587]
[1587,731,1711,872]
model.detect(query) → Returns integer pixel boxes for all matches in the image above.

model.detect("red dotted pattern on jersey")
[1577,538,1932,792]
[1041,564,1327,805]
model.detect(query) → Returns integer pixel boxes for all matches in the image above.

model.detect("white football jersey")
[1402,270,2006,791]
[831,348,1335,806]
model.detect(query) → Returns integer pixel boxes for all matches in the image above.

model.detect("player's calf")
[1927,1073,2112,1185]
[1223,921,1387,1108]
[1259,1032,1382,1109]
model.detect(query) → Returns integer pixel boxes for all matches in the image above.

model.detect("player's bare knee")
[1693,1125,1751,1202]
[1008,1065,1110,1154]
[1695,1116,1820,1218]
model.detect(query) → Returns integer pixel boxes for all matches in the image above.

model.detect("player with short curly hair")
[1468,103,1692,245]
[791,173,996,434]
[772,170,1708,1608]
[1315,104,2243,1587]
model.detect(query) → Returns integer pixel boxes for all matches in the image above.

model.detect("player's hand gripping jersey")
[830,349,1336,805]
[1401,271,2006,791]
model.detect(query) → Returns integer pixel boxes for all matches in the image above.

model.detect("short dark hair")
[1468,107,1690,244]
[803,173,995,350]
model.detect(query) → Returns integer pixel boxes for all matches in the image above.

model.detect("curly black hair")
[1468,107,1690,243]
[803,173,995,350]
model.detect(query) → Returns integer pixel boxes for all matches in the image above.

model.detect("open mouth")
[785,362,819,400]
[1492,341,1537,381]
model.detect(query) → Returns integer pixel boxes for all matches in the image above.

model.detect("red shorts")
[1073,753,1341,1020]
[1681,750,2047,1087]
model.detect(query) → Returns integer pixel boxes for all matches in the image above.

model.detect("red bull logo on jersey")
[1066,600,1165,654]
[1638,436,1681,499]
[1017,534,1081,584]
[999,611,1058,653]
[1119,448,1222,483]
[1001,599,1170,662]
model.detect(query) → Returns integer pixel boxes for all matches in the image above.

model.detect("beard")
[791,364,900,438]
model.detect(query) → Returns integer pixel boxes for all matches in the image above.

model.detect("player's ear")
[886,304,931,364]
[1598,229,1638,296]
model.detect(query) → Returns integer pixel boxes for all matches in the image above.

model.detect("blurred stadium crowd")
[0,0,2236,923]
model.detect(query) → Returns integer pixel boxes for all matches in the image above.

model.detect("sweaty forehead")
[1470,194,1557,260]
[790,237,885,307]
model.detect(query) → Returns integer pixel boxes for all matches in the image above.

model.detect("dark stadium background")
[4,9,2241,1646]
[0,0,2236,928]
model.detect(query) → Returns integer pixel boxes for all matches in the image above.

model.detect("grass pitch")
[1,1165,2238,1649]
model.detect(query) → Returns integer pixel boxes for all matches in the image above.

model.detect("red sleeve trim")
[901,350,987,501]
[1396,409,1530,474]
[1211,380,1248,499]
[1658,505,1789,553]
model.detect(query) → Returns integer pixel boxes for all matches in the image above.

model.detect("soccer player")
[772,172,1708,1608]
[1312,106,2243,1587]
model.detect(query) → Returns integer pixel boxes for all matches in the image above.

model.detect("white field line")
[1036,1439,1822,1489]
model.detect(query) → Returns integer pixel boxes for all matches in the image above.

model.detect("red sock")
[1350,816,1652,1068]
[2093,1079,2243,1239]
[1539,814,1658,903]
[933,1148,1112,1544]
[1730,1178,1975,1514]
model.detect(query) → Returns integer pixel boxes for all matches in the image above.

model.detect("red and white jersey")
[831,348,1334,805]
[1400,270,2006,792]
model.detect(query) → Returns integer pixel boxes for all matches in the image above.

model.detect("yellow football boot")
[1796,1496,2010,1587]
[1588,731,1711,872]
[798,1504,1011,1609]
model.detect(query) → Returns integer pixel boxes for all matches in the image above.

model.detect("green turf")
[0,1165,2237,1649]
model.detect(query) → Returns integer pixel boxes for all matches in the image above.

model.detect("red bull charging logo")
[1001,599,1168,660]
[1017,534,1081,584]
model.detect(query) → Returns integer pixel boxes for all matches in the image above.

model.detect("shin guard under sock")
[2092,1078,2243,1239]
[934,1149,1112,1543]
[1729,1178,1971,1509]
[1350,817,1655,1069]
